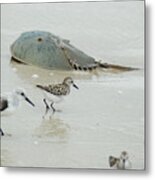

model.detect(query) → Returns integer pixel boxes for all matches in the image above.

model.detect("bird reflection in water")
[34,114,70,139]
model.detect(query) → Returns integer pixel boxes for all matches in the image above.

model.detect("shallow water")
[1,1,144,169]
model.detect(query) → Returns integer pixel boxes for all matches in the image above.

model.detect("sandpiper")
[0,128,4,136]
[36,77,79,115]
[0,88,35,136]
[109,151,132,170]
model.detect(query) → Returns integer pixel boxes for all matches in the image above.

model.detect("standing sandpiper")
[36,77,79,115]
[109,151,132,170]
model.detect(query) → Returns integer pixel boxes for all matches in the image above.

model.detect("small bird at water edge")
[36,77,79,116]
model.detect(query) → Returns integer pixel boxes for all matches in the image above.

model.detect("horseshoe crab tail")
[96,61,139,72]
[60,46,139,72]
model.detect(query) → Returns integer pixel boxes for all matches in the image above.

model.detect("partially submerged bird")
[0,88,35,136]
[36,77,78,115]
[109,151,131,170]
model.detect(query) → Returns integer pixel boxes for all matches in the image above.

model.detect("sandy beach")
[1,1,144,169]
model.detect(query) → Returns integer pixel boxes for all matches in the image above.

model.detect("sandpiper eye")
[21,92,24,96]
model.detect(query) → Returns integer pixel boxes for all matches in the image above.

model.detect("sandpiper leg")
[43,98,50,115]
[0,128,4,136]
[50,102,56,113]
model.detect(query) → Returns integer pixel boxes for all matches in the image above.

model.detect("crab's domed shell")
[10,31,95,70]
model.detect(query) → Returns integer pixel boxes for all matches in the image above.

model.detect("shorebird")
[0,128,4,136]
[36,77,79,115]
[0,88,35,136]
[109,151,132,170]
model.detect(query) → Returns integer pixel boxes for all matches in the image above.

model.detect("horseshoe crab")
[10,31,137,72]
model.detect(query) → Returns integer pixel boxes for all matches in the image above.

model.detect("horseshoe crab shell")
[10,31,137,71]
[10,31,96,70]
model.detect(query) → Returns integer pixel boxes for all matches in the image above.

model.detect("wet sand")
[1,1,144,169]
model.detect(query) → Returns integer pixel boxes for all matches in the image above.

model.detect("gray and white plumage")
[0,97,8,111]
[0,88,35,136]
[36,77,78,113]
[0,97,7,135]
[37,77,78,96]
[1,88,35,115]
[109,151,132,170]
[37,82,70,96]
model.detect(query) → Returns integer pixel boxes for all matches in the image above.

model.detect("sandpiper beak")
[24,95,35,107]
[73,83,79,89]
